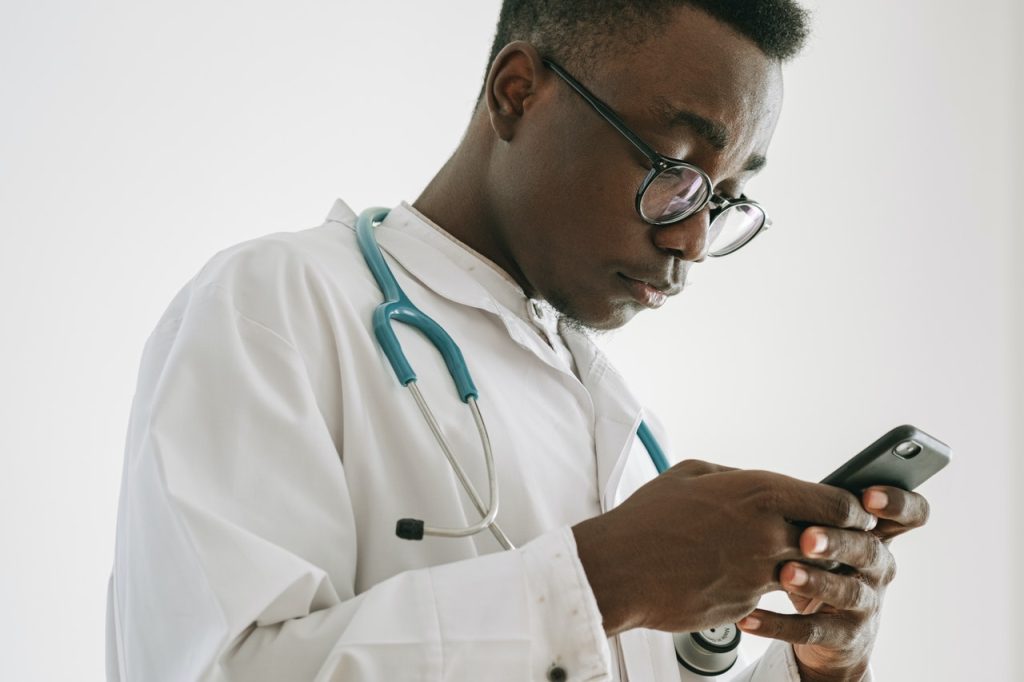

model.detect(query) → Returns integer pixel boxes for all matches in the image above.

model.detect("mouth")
[617,273,679,309]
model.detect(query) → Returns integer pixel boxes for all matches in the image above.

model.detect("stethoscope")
[356,207,739,675]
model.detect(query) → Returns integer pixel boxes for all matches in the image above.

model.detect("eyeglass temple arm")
[541,58,664,168]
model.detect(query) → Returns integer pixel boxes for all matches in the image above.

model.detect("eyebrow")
[658,105,729,149]
[651,97,768,173]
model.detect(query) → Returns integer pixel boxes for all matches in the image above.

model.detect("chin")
[550,295,639,334]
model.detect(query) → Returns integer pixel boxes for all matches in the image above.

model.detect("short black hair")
[477,0,810,103]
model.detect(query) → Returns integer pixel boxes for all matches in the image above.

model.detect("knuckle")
[865,535,884,567]
[768,525,794,559]
[850,579,870,611]
[770,614,790,638]
[741,596,762,616]
[883,554,898,585]
[842,579,860,610]
[805,620,826,646]
[829,493,858,528]
[822,573,844,609]
[677,458,715,476]
[752,481,782,514]
[916,495,932,527]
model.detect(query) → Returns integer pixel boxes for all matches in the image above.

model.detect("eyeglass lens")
[707,203,765,256]
[640,166,767,256]
[639,166,709,223]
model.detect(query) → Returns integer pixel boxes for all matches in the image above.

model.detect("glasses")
[543,58,772,258]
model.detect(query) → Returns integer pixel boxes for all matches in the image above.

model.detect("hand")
[736,486,931,682]
[571,460,879,636]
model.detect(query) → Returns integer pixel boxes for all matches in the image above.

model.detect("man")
[106,1,930,680]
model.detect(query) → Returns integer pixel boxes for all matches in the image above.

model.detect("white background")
[1,1,1020,680]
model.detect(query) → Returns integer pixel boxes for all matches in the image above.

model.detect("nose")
[650,209,709,263]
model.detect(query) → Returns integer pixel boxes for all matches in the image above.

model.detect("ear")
[483,41,548,142]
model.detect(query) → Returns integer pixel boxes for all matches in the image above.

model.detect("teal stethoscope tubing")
[356,207,670,550]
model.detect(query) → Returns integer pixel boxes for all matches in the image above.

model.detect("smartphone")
[809,424,950,573]
[820,424,951,493]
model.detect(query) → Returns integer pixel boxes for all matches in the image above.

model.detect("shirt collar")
[395,200,531,319]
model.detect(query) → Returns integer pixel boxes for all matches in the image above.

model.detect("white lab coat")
[106,198,855,681]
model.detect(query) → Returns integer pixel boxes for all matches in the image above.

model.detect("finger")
[871,519,914,541]
[779,562,878,613]
[769,522,822,568]
[799,526,895,582]
[737,609,854,649]
[862,487,930,529]
[771,479,878,532]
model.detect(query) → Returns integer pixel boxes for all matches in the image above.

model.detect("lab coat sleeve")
[107,276,613,681]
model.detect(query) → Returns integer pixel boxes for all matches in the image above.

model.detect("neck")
[412,116,533,295]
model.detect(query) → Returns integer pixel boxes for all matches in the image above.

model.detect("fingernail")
[865,490,888,511]
[788,566,808,586]
[810,530,828,555]
[739,616,761,630]
[865,515,878,531]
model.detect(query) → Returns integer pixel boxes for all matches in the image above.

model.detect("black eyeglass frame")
[542,57,771,257]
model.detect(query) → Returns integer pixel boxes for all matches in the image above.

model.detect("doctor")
[107,1,930,681]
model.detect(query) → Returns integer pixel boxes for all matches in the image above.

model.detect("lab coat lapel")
[327,199,500,315]
[374,225,580,379]
[560,324,647,513]
[327,200,580,381]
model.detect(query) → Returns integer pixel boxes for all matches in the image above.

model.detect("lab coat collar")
[325,197,646,509]
[324,198,520,313]
[325,198,572,378]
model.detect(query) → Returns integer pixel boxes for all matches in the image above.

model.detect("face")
[482,6,784,331]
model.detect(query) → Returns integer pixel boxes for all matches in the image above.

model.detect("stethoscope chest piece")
[673,623,740,676]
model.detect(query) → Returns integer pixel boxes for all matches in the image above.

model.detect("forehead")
[596,6,784,169]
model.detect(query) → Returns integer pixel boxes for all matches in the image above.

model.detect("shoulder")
[178,209,380,346]
[196,219,363,296]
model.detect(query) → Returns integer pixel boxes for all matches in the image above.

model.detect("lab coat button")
[547,664,568,681]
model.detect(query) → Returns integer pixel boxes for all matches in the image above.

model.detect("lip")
[618,273,672,309]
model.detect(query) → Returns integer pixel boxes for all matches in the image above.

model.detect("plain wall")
[1012,0,1024,678]
[0,1,1019,679]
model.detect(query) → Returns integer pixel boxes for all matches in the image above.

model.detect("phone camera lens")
[893,440,922,459]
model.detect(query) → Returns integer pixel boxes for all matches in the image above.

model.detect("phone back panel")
[820,424,951,493]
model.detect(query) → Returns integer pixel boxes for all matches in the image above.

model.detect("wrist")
[571,515,641,637]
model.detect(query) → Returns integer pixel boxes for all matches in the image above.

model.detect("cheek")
[561,122,645,217]
[537,148,643,264]
[513,102,641,222]
[525,178,636,293]
[490,108,650,313]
